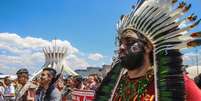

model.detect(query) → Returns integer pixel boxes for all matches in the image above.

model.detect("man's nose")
[21,77,26,80]
[118,44,127,54]
[120,44,126,51]
[120,44,125,48]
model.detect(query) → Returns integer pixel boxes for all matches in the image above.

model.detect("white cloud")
[0,33,78,54]
[66,54,90,70]
[183,52,197,61]
[185,52,197,56]
[0,63,5,68]
[0,33,89,74]
[183,52,201,66]
[0,55,23,64]
[0,33,49,49]
[88,53,104,61]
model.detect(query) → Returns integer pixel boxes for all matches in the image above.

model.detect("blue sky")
[0,0,136,55]
[0,0,201,74]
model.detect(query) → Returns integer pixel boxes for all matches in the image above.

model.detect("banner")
[71,89,94,101]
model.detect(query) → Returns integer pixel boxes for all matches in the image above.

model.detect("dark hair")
[0,81,3,86]
[42,68,59,101]
[194,73,201,89]
[4,76,12,84]
[44,84,56,101]
[149,50,154,66]
[36,84,57,101]
[43,68,57,78]
[73,75,83,89]
[89,74,101,83]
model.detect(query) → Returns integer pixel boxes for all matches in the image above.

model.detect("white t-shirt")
[0,86,4,101]
[0,86,4,94]
[4,84,15,100]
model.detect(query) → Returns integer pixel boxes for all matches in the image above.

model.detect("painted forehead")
[119,29,153,48]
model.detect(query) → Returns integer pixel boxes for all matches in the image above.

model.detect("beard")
[120,48,145,70]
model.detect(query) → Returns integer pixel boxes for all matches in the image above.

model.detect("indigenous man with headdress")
[95,0,201,101]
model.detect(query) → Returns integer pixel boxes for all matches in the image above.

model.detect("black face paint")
[119,40,145,70]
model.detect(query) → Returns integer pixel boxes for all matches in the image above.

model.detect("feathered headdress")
[95,0,201,100]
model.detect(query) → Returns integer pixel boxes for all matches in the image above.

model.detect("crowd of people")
[0,68,102,101]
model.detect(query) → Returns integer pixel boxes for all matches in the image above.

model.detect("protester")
[15,68,37,101]
[95,0,201,101]
[35,68,61,101]
[65,75,75,89]
[85,74,101,91]
[74,76,84,90]
[56,78,69,101]
[62,75,75,101]
[0,81,5,101]
[56,78,64,92]
[15,68,29,101]
[3,76,15,101]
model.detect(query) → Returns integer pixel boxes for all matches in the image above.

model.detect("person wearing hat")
[15,68,29,95]
[16,68,29,87]
[35,68,61,101]
[95,0,201,101]
[15,68,36,101]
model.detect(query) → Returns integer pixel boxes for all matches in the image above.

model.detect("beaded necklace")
[116,69,154,101]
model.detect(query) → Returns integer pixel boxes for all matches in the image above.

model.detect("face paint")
[119,40,145,70]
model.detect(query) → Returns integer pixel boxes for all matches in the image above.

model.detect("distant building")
[75,65,111,78]
[74,69,88,77]
[186,66,201,79]
[75,67,101,77]
[99,65,111,77]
